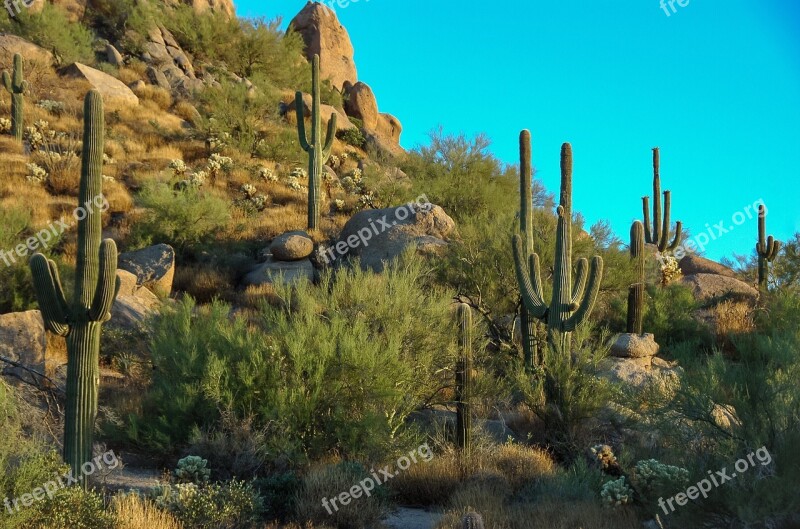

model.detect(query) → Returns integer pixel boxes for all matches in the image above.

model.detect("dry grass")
[111,493,184,529]
[131,84,173,111]
[173,263,238,303]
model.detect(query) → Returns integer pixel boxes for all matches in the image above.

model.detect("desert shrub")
[0,4,93,64]
[130,183,230,253]
[255,471,301,522]
[127,255,456,463]
[26,486,116,529]
[0,205,36,313]
[336,127,366,149]
[111,494,183,529]
[643,282,713,352]
[294,461,388,529]
[150,480,263,529]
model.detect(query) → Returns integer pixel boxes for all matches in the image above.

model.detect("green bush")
[336,126,366,149]
[0,4,93,65]
[130,183,230,254]
[643,283,713,352]
[151,480,263,529]
[126,255,456,463]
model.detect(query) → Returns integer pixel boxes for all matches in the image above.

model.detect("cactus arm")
[2,71,10,93]
[667,220,683,251]
[652,148,663,245]
[322,113,336,159]
[563,256,604,332]
[512,234,547,319]
[88,240,119,321]
[295,91,310,152]
[30,254,70,336]
[570,258,588,309]
[642,196,653,244]
[520,130,534,251]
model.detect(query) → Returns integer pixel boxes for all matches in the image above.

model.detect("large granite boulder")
[270,230,314,262]
[0,310,46,377]
[61,63,139,108]
[680,273,758,304]
[678,254,737,278]
[119,244,176,297]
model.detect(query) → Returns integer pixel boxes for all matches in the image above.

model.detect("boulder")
[106,43,124,67]
[284,92,356,131]
[609,333,660,359]
[0,311,46,377]
[289,1,358,91]
[163,0,235,18]
[680,273,758,304]
[0,35,53,65]
[27,0,86,21]
[116,269,139,298]
[343,82,404,156]
[109,288,160,330]
[270,230,314,261]
[118,244,176,297]
[146,66,171,90]
[325,202,454,272]
[597,356,682,393]
[61,63,139,109]
[678,254,737,278]
[243,256,315,286]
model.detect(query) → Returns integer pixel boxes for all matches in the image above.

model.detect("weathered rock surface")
[326,203,454,272]
[61,63,139,108]
[610,333,660,359]
[597,355,682,393]
[288,1,358,91]
[343,81,404,156]
[283,91,355,131]
[119,244,176,297]
[270,230,314,261]
[109,270,162,330]
[0,311,46,376]
[106,43,124,67]
[680,273,758,304]
[678,254,737,278]
[0,34,53,65]
[243,256,315,286]
[140,25,203,95]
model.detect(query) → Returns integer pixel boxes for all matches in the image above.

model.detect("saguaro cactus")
[626,221,645,334]
[455,303,473,456]
[29,91,119,485]
[642,147,682,252]
[512,143,604,351]
[296,54,336,230]
[2,53,26,142]
[756,204,781,290]
[517,130,538,369]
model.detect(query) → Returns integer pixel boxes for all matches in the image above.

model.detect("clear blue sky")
[237,0,800,261]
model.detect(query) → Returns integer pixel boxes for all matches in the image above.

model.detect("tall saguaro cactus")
[626,221,645,334]
[296,54,336,231]
[29,91,119,485]
[2,53,26,142]
[512,142,604,351]
[642,147,682,252]
[517,130,538,369]
[756,204,781,290]
[455,303,473,456]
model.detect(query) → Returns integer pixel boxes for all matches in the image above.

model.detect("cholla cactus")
[659,255,681,285]
[251,194,268,211]
[590,444,619,472]
[24,120,55,151]
[174,456,211,485]
[169,159,187,176]
[0,118,11,133]
[350,167,363,183]
[102,153,114,165]
[259,167,277,182]
[26,162,47,183]
[334,199,345,211]
[634,459,689,496]
[37,99,66,116]
[206,153,233,183]
[601,477,634,507]
[290,167,308,180]
[328,154,340,168]
[287,176,305,192]
[240,183,257,198]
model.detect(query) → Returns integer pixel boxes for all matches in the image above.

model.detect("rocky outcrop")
[288,1,357,91]
[283,91,356,132]
[324,202,454,272]
[0,35,53,65]
[0,311,46,377]
[343,81,403,156]
[60,63,139,108]
[119,244,176,297]
[679,254,737,278]
[243,257,315,287]
[609,333,660,359]
[680,273,758,304]
[141,25,203,95]
[29,0,234,21]
[109,271,162,330]
[270,231,314,261]
[163,0,235,17]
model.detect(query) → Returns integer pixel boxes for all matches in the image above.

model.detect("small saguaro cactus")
[517,130,539,370]
[460,512,485,529]
[626,221,645,335]
[455,303,473,456]
[2,53,27,142]
[756,204,781,290]
[29,90,119,486]
[296,54,336,231]
[512,142,604,352]
[642,147,682,252]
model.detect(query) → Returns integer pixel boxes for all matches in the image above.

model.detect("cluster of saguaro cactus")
[296,54,336,231]
[29,91,119,486]
[626,221,645,334]
[512,142,604,351]
[756,204,781,290]
[643,147,682,252]
[517,130,539,369]
[2,53,26,142]
[455,303,473,456]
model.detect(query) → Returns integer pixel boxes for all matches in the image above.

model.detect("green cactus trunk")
[626,221,645,334]
[512,141,604,352]
[3,53,26,142]
[756,204,781,290]
[296,54,336,231]
[642,147,682,253]
[455,303,472,456]
[29,91,119,486]
[518,131,538,369]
